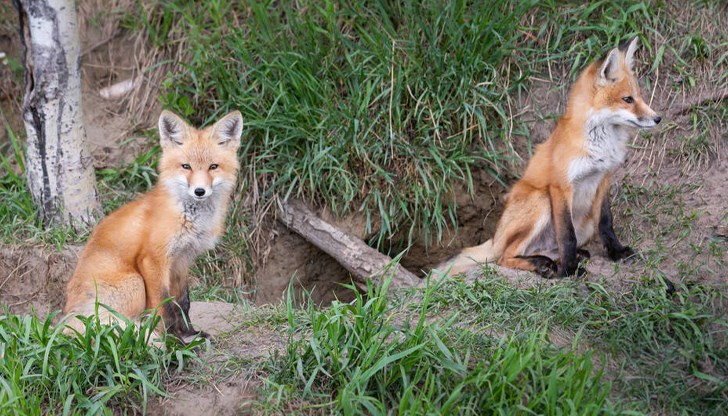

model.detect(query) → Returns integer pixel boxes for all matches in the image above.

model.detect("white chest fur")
[566,109,631,243]
[167,197,223,264]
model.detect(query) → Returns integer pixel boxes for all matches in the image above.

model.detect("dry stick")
[80,30,119,56]
[276,198,422,290]
[669,87,728,117]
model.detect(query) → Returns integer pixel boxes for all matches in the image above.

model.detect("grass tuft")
[0,306,201,414]
[262,276,616,415]
[137,0,541,248]
[428,275,728,414]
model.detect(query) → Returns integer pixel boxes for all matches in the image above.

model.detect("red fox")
[63,110,243,339]
[436,37,661,278]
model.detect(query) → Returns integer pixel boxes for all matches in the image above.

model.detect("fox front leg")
[161,287,210,342]
[550,186,586,277]
[598,190,635,261]
[141,263,206,342]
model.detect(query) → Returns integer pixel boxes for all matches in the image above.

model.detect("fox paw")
[557,258,588,278]
[183,329,210,341]
[608,246,635,262]
[173,325,211,343]
[196,330,211,340]
[574,262,589,278]
[180,330,211,353]
[576,248,591,260]
[663,276,676,295]
[531,256,558,279]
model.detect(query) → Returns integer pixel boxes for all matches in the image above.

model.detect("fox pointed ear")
[624,36,639,70]
[159,110,190,147]
[211,111,243,148]
[599,48,621,83]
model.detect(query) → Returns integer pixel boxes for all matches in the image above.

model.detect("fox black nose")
[654,116,662,124]
[194,188,206,197]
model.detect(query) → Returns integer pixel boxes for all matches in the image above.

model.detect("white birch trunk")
[17,0,101,228]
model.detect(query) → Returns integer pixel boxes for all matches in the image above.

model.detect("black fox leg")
[550,187,584,277]
[163,288,209,340]
[598,191,634,261]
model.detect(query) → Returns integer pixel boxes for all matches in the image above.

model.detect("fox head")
[576,37,661,130]
[157,110,243,204]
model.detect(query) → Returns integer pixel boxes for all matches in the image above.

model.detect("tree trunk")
[15,0,101,228]
[277,198,422,289]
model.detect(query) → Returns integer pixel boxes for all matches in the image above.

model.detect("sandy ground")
[146,302,283,416]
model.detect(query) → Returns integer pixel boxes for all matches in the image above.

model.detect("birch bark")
[16,0,101,228]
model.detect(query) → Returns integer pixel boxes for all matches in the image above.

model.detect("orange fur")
[63,110,243,339]
[437,37,660,278]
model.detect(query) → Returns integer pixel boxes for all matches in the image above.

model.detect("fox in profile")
[63,110,243,340]
[437,37,661,278]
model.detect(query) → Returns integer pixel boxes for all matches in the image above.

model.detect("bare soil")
[146,302,284,416]
[254,211,371,306]
[0,245,80,316]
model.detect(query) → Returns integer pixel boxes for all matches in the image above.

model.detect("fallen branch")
[277,198,421,289]
[670,87,728,116]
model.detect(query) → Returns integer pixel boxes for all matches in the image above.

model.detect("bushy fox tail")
[432,239,500,278]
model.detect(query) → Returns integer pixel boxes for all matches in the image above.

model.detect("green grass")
[254,268,726,414]
[2,273,725,415]
[95,143,161,213]
[262,277,618,415]
[2,0,724,257]
[426,273,728,415]
[0,0,726,413]
[522,1,657,75]
[0,124,34,228]
[0,306,202,415]
[0,126,161,246]
[0,124,87,248]
[133,0,544,248]
[113,0,710,292]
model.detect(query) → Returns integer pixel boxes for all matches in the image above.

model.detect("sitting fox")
[437,37,661,278]
[63,110,243,339]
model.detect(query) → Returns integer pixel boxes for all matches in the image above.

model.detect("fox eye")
[209,164,219,170]
[181,163,192,170]
[622,96,634,104]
